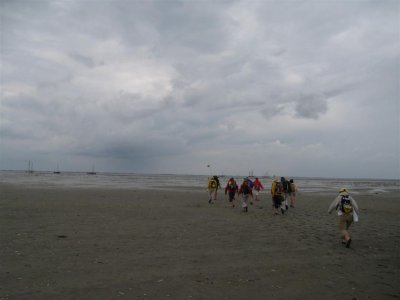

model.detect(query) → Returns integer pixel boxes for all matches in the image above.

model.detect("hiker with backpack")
[328,188,360,248]
[281,177,290,210]
[225,177,238,208]
[253,177,264,202]
[271,176,285,215]
[207,176,219,204]
[238,178,253,212]
[213,175,221,198]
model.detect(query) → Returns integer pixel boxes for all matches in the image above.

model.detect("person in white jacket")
[328,188,359,248]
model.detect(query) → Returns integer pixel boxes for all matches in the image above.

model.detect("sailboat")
[87,165,96,175]
[26,160,34,173]
[53,164,61,174]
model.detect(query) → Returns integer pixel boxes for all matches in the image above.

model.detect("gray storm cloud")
[295,94,328,120]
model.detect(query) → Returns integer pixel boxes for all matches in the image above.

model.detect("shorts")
[339,213,353,231]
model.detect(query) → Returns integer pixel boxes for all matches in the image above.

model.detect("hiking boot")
[281,208,285,215]
[346,239,352,248]
[285,205,289,210]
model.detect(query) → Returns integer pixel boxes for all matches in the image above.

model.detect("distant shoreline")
[1,169,399,181]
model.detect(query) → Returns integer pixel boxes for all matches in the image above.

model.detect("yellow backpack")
[340,195,353,213]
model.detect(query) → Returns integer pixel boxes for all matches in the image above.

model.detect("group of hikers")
[207,175,297,214]
[207,175,359,248]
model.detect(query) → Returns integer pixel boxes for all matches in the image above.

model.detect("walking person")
[225,177,238,208]
[207,176,218,204]
[281,177,290,210]
[253,177,264,201]
[289,179,298,208]
[328,188,360,248]
[247,177,255,205]
[213,175,221,200]
[238,178,253,212]
[271,176,285,215]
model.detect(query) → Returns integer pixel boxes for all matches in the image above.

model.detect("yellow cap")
[339,188,348,193]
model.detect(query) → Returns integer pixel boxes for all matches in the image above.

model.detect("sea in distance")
[0,170,398,195]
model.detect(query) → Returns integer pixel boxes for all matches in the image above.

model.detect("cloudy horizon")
[1,0,399,179]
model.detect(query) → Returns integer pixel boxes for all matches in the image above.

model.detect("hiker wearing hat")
[328,188,360,248]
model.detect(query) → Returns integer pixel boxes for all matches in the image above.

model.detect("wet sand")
[0,183,399,299]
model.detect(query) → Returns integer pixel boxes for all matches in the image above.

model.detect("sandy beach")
[0,183,399,300]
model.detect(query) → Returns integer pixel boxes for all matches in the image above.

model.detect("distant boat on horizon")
[87,165,96,175]
[26,160,34,173]
[53,164,61,174]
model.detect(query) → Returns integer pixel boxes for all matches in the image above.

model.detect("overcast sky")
[1,0,399,179]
